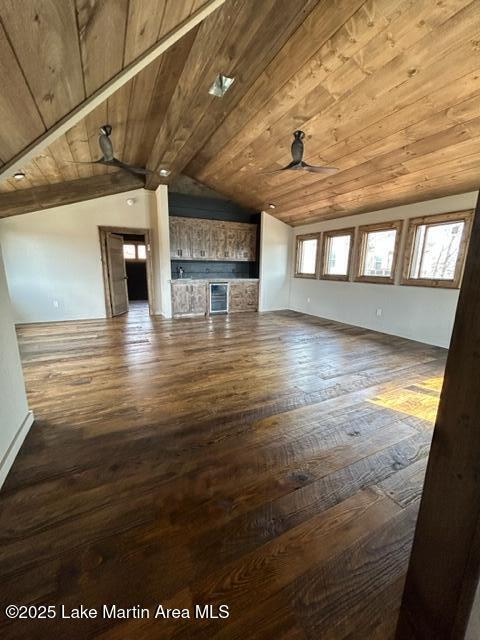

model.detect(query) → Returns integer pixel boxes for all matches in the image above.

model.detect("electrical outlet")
[307,297,311,304]
[53,299,59,308]
[376,308,382,317]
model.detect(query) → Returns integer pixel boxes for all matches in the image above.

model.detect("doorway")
[99,226,153,317]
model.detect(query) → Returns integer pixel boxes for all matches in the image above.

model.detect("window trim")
[401,210,473,289]
[294,233,320,278]
[320,227,355,282]
[354,220,403,285]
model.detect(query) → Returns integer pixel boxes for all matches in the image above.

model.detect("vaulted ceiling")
[1,0,479,225]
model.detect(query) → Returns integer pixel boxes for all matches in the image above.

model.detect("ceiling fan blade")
[110,159,152,176]
[262,161,303,174]
[69,159,105,165]
[302,163,338,174]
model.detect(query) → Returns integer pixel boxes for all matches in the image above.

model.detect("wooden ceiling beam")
[0,0,226,184]
[0,172,144,219]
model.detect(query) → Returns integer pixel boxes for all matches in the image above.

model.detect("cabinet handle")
[224,251,228,257]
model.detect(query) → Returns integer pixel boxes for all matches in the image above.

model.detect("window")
[321,228,354,281]
[123,244,136,260]
[123,243,147,261]
[295,234,319,278]
[355,221,402,284]
[402,211,472,288]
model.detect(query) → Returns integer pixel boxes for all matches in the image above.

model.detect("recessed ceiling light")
[268,203,276,209]
[159,168,171,177]
[126,198,136,206]
[13,171,26,180]
[209,74,235,98]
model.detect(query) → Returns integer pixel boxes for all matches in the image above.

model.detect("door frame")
[98,226,154,317]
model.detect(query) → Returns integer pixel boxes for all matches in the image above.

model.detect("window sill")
[401,278,460,289]
[294,273,317,279]
[320,274,349,282]
[354,276,395,285]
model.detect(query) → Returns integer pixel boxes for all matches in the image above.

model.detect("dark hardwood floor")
[0,303,447,639]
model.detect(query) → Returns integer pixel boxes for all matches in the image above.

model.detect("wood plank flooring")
[0,304,447,639]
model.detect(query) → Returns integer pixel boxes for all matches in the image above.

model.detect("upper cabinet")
[170,217,192,259]
[169,217,257,262]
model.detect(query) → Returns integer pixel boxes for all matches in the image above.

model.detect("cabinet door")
[189,283,207,315]
[225,228,238,260]
[235,227,250,260]
[169,218,181,259]
[211,224,227,260]
[190,221,204,259]
[229,282,259,311]
[169,217,192,259]
[191,220,211,259]
[171,283,191,315]
[247,225,257,261]
[178,218,193,259]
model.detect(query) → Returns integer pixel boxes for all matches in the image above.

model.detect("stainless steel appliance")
[209,282,229,314]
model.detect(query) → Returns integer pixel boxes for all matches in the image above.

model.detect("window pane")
[137,244,146,260]
[362,229,397,277]
[299,239,317,274]
[325,234,351,275]
[411,221,464,280]
[123,244,136,260]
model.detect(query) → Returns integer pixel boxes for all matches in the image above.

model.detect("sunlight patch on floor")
[414,376,444,393]
[368,377,443,424]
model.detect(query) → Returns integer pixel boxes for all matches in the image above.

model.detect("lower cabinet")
[172,281,259,317]
[229,282,259,312]
[171,282,207,317]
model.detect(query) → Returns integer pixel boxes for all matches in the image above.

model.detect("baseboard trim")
[0,410,34,489]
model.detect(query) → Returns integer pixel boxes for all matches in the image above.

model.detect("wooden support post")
[396,190,480,639]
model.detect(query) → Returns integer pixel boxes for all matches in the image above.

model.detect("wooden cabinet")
[171,282,207,317]
[191,220,210,259]
[210,223,228,260]
[170,218,193,259]
[169,217,257,262]
[229,281,259,312]
[190,282,207,315]
[172,280,259,316]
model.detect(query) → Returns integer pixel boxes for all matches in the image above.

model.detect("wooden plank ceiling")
[0,0,479,225]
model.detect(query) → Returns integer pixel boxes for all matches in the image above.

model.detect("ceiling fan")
[72,125,165,179]
[266,130,338,174]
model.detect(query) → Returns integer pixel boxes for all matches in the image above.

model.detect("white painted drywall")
[0,247,33,488]
[151,185,172,318]
[0,188,156,323]
[289,191,479,348]
[259,211,293,311]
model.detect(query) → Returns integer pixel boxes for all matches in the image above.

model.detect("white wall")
[289,192,479,348]
[151,186,172,318]
[0,189,156,323]
[0,247,33,488]
[259,211,293,311]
